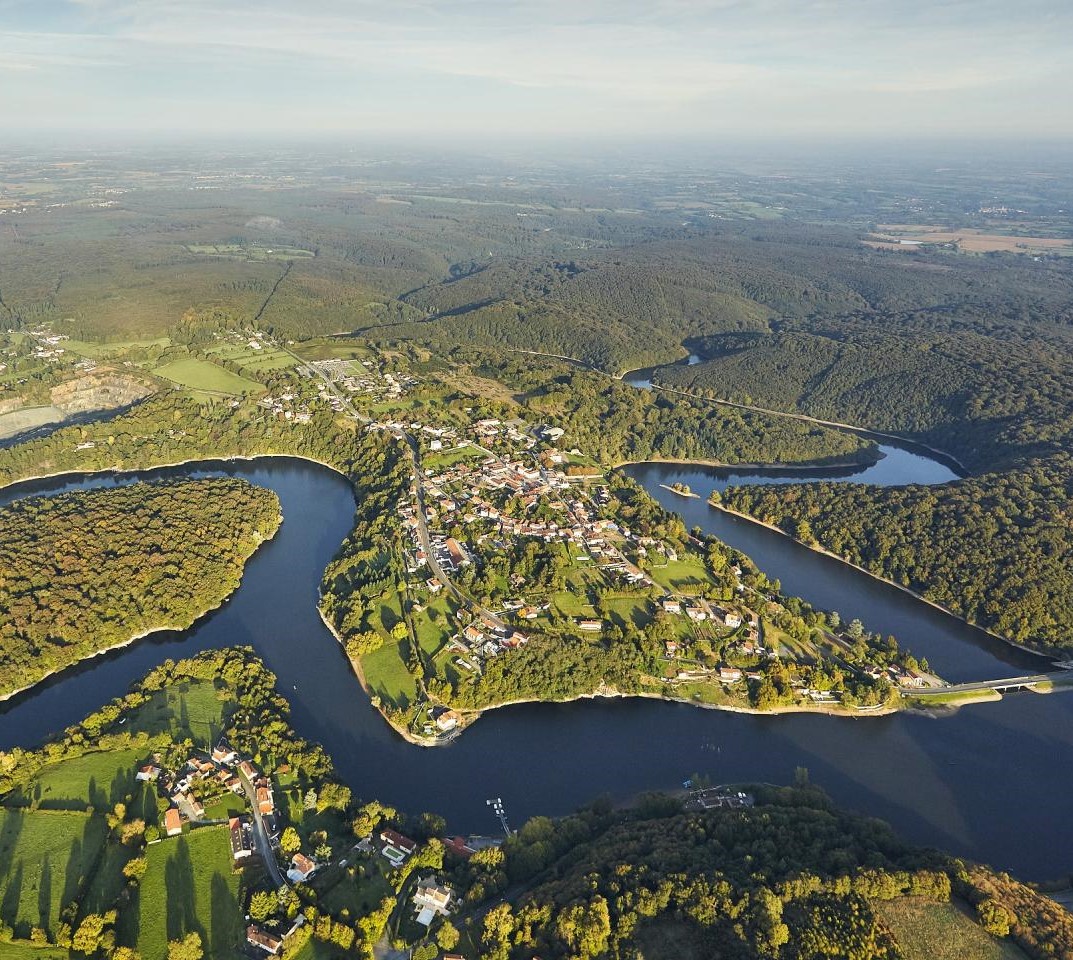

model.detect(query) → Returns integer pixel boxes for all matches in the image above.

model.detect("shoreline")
[316,606,442,749]
[707,499,1058,664]
[0,510,283,705]
[0,450,1043,749]
[619,449,884,472]
[0,450,349,499]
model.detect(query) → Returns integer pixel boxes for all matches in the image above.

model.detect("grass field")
[422,446,490,471]
[204,343,297,373]
[360,641,419,708]
[0,809,108,937]
[152,358,263,395]
[647,554,711,593]
[411,595,457,658]
[7,748,143,812]
[875,898,1026,960]
[0,942,71,960]
[289,938,343,960]
[129,826,242,960]
[126,681,226,745]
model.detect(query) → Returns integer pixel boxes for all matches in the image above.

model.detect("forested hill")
[474,785,1073,960]
[387,227,1073,377]
[658,319,1073,473]
[721,456,1073,652]
[0,478,281,697]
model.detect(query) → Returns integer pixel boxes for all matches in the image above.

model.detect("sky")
[2,0,1072,142]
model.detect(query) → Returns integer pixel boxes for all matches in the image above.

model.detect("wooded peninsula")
[0,479,282,698]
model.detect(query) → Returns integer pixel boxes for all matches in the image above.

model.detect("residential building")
[412,876,454,926]
[164,808,182,837]
[287,853,317,883]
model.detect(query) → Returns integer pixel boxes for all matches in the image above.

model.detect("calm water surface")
[1,457,1071,880]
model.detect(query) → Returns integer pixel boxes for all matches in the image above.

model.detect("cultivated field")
[865,224,1073,255]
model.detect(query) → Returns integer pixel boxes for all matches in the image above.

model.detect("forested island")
[0,479,282,697]
[0,648,1069,960]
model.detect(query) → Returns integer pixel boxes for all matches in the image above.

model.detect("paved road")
[909,669,1073,696]
[286,342,505,634]
[238,771,287,888]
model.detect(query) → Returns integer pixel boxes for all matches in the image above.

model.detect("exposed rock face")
[50,370,155,414]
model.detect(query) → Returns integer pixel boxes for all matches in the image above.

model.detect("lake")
[1,456,1071,880]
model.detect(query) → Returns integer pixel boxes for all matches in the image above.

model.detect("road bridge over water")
[909,669,1073,697]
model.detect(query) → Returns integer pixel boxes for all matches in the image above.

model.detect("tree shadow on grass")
[0,860,24,932]
[164,838,205,945]
[38,855,52,931]
[210,873,241,959]
[61,838,82,911]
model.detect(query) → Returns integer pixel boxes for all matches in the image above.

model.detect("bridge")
[908,669,1073,697]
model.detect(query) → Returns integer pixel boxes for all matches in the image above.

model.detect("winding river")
[1,451,1071,880]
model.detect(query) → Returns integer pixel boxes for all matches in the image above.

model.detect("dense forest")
[658,319,1073,473]
[441,350,875,467]
[721,456,1073,652]
[478,783,1073,960]
[0,479,281,696]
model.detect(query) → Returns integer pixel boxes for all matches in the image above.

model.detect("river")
[1,456,1071,880]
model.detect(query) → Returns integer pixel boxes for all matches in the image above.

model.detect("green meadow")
[128,827,242,960]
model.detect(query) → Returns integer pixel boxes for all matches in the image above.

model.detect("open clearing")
[152,358,263,395]
[875,898,1026,960]
[5,748,143,812]
[127,680,226,744]
[186,243,314,262]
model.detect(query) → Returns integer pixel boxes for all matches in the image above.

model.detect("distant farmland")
[865,224,1073,255]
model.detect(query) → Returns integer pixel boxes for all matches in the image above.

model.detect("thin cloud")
[1,0,1071,136]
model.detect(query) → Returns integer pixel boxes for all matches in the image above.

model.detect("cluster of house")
[137,741,276,843]
[445,612,530,674]
[660,596,745,627]
[257,392,313,424]
[470,416,539,450]
[306,357,417,403]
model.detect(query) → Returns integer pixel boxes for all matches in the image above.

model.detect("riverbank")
[0,510,283,704]
[618,446,885,473]
[707,499,1059,666]
[334,665,923,750]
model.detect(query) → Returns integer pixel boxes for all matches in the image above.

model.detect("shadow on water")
[0,457,1071,880]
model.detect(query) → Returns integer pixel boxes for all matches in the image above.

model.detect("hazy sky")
[2,0,1072,141]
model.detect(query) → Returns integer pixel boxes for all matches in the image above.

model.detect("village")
[133,740,475,958]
